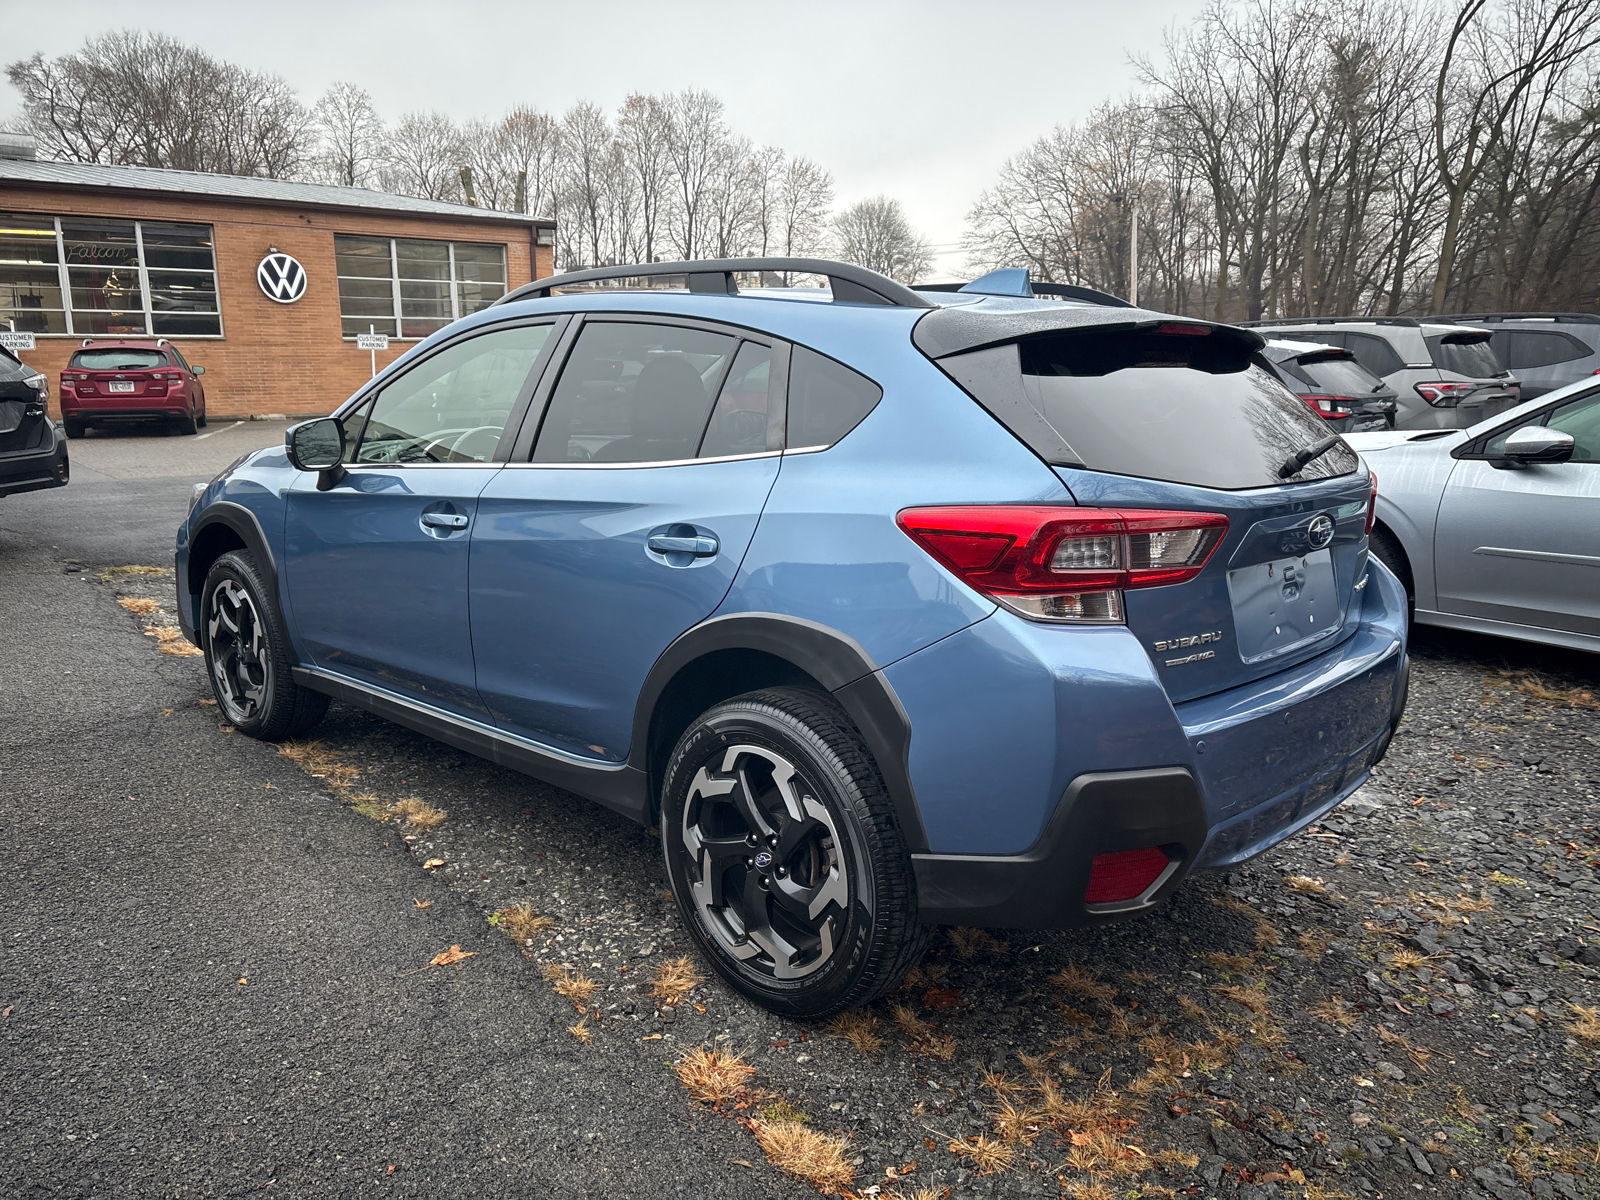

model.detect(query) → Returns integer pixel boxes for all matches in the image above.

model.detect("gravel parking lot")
[97,554,1600,1200]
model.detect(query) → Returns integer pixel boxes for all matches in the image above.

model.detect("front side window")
[0,211,219,337]
[533,322,736,463]
[1479,387,1600,461]
[334,234,507,340]
[352,324,551,464]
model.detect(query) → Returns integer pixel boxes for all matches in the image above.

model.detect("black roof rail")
[1438,312,1600,325]
[1236,316,1421,328]
[915,271,1134,309]
[495,257,934,309]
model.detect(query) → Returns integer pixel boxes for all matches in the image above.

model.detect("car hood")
[1344,429,1463,454]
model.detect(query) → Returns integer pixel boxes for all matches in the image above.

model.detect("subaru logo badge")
[753,851,773,870]
[257,252,307,304]
[1306,513,1335,551]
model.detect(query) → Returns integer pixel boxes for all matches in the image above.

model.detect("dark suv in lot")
[60,338,208,437]
[0,345,68,500]
[178,259,1408,1017]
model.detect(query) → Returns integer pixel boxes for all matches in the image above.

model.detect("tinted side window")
[533,322,735,463]
[1546,391,1600,463]
[1506,330,1590,369]
[786,346,882,448]
[1340,333,1406,378]
[355,323,550,464]
[1426,334,1502,377]
[700,341,775,458]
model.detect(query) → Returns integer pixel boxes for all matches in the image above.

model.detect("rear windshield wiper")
[1278,435,1342,479]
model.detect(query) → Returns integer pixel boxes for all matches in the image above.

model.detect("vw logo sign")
[257,252,307,303]
[753,851,774,870]
[1306,513,1336,551]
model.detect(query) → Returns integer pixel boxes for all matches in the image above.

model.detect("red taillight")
[1300,393,1354,418]
[1366,470,1378,534]
[1413,381,1478,407]
[1085,847,1172,904]
[896,505,1228,623]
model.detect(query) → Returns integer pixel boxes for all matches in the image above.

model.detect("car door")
[1433,387,1600,636]
[470,315,786,761]
[283,320,559,718]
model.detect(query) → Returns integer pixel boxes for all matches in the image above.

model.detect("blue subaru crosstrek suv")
[176,259,1409,1018]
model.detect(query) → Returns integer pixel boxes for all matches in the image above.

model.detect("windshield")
[1426,335,1501,378]
[939,330,1359,491]
[71,349,167,371]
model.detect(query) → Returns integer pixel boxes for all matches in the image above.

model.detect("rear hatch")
[1273,345,1397,431]
[65,347,175,406]
[921,314,1373,705]
[1423,327,1519,421]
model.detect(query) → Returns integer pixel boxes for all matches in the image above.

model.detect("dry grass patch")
[1214,983,1271,1015]
[1253,922,1283,949]
[883,1189,942,1200]
[1567,1004,1600,1045]
[386,797,446,829]
[1298,929,1330,958]
[1388,945,1436,971]
[824,1009,882,1055]
[540,962,599,1006]
[948,1133,1014,1174]
[276,740,361,787]
[1498,669,1597,709]
[492,902,554,944]
[947,926,1007,958]
[1287,874,1328,894]
[650,956,705,1008]
[902,960,949,990]
[100,564,168,580]
[145,625,204,656]
[991,1098,1045,1145]
[1310,996,1357,1028]
[1204,950,1254,974]
[1053,962,1116,1004]
[676,1047,754,1106]
[567,1017,592,1044]
[889,1003,958,1058]
[116,596,160,615]
[345,792,385,820]
[1177,994,1208,1023]
[1488,870,1527,888]
[751,1118,855,1193]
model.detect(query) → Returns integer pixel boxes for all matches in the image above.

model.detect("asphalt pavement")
[0,425,805,1198]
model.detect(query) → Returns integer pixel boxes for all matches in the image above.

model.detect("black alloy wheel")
[661,688,928,1018]
[199,551,328,741]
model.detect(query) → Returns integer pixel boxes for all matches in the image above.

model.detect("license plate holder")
[1227,548,1339,663]
[107,381,136,393]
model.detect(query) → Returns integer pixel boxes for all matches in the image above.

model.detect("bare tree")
[663,90,727,259]
[777,155,835,256]
[484,105,563,218]
[310,82,383,187]
[833,196,934,282]
[617,94,672,260]
[379,111,464,201]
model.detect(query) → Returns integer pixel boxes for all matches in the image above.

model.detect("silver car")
[1347,378,1600,654]
[1241,317,1520,431]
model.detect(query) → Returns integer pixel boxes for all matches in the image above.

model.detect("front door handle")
[421,512,469,529]
[647,533,718,557]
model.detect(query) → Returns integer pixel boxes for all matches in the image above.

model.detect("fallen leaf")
[423,858,446,870]
[922,987,964,1009]
[694,1003,706,1013]
[262,782,276,789]
[238,978,247,986]
[414,899,432,909]
[2,1006,12,1017]
[429,945,475,967]
[731,1159,753,1169]
[199,698,216,706]
[386,1165,395,1176]
[923,1137,937,1153]
[159,708,173,716]
[641,1033,663,1041]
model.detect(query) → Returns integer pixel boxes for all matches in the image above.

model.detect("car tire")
[197,408,207,429]
[1367,525,1414,620]
[63,420,85,439]
[660,686,930,1019]
[200,550,329,741]
[177,412,199,435]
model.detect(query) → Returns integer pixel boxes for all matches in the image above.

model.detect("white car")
[1347,377,1600,654]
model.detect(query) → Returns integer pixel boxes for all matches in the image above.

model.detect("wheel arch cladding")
[631,613,929,852]
[188,503,273,601]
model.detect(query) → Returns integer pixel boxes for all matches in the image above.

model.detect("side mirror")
[192,365,205,376]
[1500,425,1574,468]
[286,417,347,489]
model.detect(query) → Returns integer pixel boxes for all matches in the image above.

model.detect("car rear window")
[939,329,1359,491]
[1297,356,1388,397]
[1426,334,1501,378]
[70,349,168,371]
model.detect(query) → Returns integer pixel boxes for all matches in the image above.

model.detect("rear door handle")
[421,512,469,529]
[647,534,718,556]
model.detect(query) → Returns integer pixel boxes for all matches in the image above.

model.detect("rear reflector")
[896,505,1228,623]
[1085,847,1172,904]
[1366,470,1378,534]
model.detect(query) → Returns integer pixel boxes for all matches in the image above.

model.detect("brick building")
[0,150,555,419]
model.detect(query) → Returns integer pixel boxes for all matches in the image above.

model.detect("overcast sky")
[4,0,1202,276]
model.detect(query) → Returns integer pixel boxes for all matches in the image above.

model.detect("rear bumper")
[66,407,188,421]
[904,558,1408,929]
[0,432,69,497]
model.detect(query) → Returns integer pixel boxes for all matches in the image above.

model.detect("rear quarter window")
[1339,332,1406,378]
[939,329,1359,491]
[785,346,882,448]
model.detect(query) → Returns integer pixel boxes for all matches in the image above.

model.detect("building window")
[0,211,221,337]
[334,235,507,340]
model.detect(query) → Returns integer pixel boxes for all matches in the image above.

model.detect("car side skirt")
[1413,606,1600,654]
[291,666,651,822]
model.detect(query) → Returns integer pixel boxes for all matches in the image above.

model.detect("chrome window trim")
[497,449,785,470]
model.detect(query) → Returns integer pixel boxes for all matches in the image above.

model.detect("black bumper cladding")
[911,768,1207,930]
[0,440,69,498]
